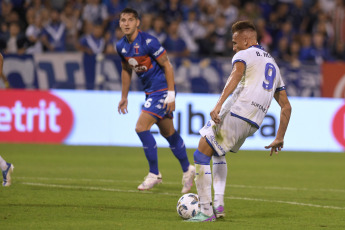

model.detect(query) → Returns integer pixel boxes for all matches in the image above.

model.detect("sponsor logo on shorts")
[209,135,225,155]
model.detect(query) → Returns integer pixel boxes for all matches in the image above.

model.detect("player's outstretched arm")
[118,62,132,114]
[265,90,292,156]
[210,61,244,124]
[157,53,175,114]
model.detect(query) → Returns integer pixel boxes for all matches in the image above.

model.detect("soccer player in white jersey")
[187,21,292,222]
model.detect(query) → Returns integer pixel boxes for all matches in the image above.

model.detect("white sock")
[212,155,227,207]
[0,155,8,171]
[195,164,213,216]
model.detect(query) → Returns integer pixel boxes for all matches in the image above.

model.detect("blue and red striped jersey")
[116,31,168,93]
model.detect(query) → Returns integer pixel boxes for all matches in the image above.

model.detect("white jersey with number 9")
[226,45,286,129]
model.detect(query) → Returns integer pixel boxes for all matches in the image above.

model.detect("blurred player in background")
[0,53,14,186]
[0,53,10,89]
[117,8,195,193]
[188,21,292,222]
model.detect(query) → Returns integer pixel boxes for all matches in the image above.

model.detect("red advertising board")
[0,90,73,143]
[322,62,345,98]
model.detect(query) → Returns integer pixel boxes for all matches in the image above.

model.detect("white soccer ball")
[176,193,200,219]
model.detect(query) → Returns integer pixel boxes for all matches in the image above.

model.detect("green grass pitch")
[0,143,344,230]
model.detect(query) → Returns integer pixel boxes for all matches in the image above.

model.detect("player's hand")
[210,104,222,124]
[265,139,284,156]
[118,98,128,114]
[163,91,175,113]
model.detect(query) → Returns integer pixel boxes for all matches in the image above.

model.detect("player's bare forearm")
[210,62,244,123]
[265,90,292,155]
[120,62,132,99]
[217,62,244,107]
[274,90,292,140]
[157,53,175,91]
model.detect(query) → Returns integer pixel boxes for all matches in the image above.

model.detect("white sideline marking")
[17,176,345,193]
[22,182,345,210]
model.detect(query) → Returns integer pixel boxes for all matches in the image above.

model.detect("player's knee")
[194,149,211,165]
[135,124,146,133]
[160,129,175,138]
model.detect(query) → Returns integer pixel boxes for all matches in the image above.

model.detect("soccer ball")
[176,193,200,219]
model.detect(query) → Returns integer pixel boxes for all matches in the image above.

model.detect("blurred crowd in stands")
[0,0,345,66]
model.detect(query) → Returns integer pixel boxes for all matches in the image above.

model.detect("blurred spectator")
[197,22,217,56]
[39,8,51,27]
[255,17,272,51]
[332,0,345,44]
[105,26,123,54]
[319,0,336,14]
[238,1,260,23]
[312,12,334,47]
[290,0,308,33]
[106,0,126,33]
[127,0,156,15]
[178,11,206,55]
[163,21,189,58]
[61,1,82,51]
[26,0,50,15]
[41,9,67,52]
[289,40,301,68]
[160,0,183,24]
[216,0,238,27]
[4,22,27,54]
[49,0,66,11]
[311,32,333,64]
[82,0,109,29]
[77,23,105,55]
[266,11,281,46]
[272,37,290,62]
[332,40,345,60]
[273,21,294,50]
[147,16,167,44]
[213,14,232,56]
[276,3,290,24]
[180,0,199,21]
[139,13,153,32]
[25,13,43,53]
[299,33,314,62]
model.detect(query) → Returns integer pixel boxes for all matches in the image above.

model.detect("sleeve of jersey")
[147,36,166,60]
[232,51,247,67]
[115,42,126,63]
[275,77,287,92]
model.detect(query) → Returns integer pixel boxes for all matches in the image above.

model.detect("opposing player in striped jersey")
[187,21,292,222]
[117,8,195,193]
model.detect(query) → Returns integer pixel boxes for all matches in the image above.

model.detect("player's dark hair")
[231,21,256,34]
[120,8,139,19]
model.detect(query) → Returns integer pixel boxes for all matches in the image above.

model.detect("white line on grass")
[17,176,345,193]
[22,182,345,210]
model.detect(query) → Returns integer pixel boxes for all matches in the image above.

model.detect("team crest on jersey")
[134,43,140,54]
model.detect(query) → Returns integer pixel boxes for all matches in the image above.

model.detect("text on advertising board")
[0,90,73,143]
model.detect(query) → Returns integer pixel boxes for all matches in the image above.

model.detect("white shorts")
[199,112,258,156]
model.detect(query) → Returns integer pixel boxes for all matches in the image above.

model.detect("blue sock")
[165,131,190,172]
[194,149,211,165]
[137,130,159,175]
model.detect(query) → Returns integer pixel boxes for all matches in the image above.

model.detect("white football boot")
[2,163,14,187]
[181,165,196,193]
[137,172,162,191]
